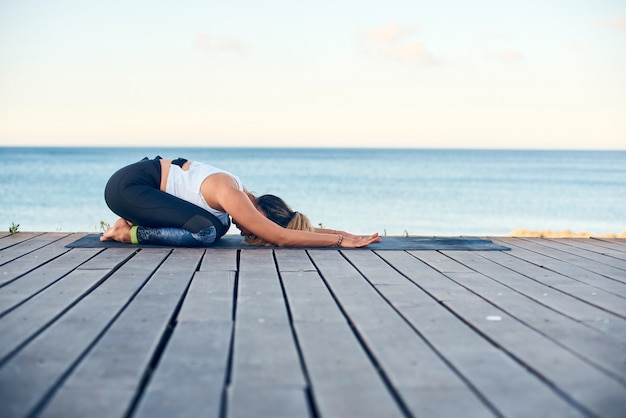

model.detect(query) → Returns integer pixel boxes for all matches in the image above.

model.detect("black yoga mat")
[66,234,509,251]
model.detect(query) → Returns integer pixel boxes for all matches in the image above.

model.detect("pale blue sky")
[1,0,624,149]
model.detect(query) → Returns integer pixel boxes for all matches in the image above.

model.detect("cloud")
[597,15,626,30]
[360,23,420,43]
[359,22,433,64]
[194,33,244,52]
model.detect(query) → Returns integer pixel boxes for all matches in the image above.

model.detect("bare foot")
[100,218,133,243]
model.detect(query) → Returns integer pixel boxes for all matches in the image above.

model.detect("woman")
[101,156,380,248]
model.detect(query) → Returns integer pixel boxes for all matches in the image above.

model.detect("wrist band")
[335,234,344,247]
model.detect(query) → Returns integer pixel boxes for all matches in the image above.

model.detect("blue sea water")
[1,147,625,236]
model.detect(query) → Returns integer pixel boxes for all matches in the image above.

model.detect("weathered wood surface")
[0,233,625,418]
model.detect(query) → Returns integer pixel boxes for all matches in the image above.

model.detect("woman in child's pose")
[101,156,380,248]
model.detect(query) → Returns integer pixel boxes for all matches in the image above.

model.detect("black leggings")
[104,157,228,246]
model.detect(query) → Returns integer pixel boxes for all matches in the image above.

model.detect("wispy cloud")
[359,22,432,64]
[597,15,626,30]
[195,33,245,52]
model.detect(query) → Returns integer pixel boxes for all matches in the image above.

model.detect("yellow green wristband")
[130,225,139,245]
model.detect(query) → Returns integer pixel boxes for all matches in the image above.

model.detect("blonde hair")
[244,194,313,246]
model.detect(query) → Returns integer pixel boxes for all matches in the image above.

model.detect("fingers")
[100,227,113,241]
[362,234,381,247]
[343,233,381,248]
[360,233,380,244]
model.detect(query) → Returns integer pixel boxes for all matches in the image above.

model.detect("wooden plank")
[516,237,626,283]
[279,271,346,323]
[310,250,493,418]
[134,270,235,418]
[0,234,88,287]
[475,249,626,345]
[558,238,626,260]
[0,233,70,266]
[437,250,626,385]
[360,250,585,418]
[200,248,238,271]
[0,248,131,362]
[544,238,626,271]
[227,386,310,418]
[176,270,236,323]
[235,250,293,325]
[497,238,626,296]
[238,248,278,276]
[228,249,308,415]
[0,249,171,418]
[39,249,204,418]
[230,322,305,385]
[401,250,626,418]
[491,239,626,318]
[274,249,317,272]
[77,247,138,270]
[279,267,405,418]
[0,247,103,315]
[0,232,44,250]
[595,238,626,248]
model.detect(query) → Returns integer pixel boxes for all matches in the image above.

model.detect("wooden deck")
[1,233,625,418]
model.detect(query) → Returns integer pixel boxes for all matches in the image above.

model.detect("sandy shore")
[509,229,626,238]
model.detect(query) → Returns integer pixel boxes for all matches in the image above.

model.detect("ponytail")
[286,211,313,233]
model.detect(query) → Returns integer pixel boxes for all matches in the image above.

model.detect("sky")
[0,0,625,149]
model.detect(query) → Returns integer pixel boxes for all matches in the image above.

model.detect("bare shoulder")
[202,172,239,188]
[200,173,243,210]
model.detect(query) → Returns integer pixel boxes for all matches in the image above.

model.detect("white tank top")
[165,161,243,226]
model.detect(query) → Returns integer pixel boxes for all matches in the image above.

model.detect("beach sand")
[509,229,626,238]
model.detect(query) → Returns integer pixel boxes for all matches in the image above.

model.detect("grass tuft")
[98,220,111,232]
[9,222,20,235]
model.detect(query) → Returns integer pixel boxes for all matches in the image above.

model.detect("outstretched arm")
[212,176,380,248]
[313,227,365,240]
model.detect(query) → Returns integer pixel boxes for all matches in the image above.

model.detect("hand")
[339,233,381,248]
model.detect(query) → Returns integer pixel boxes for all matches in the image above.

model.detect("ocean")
[1,147,625,236]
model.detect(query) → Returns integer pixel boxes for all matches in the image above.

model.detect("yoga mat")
[66,234,510,251]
